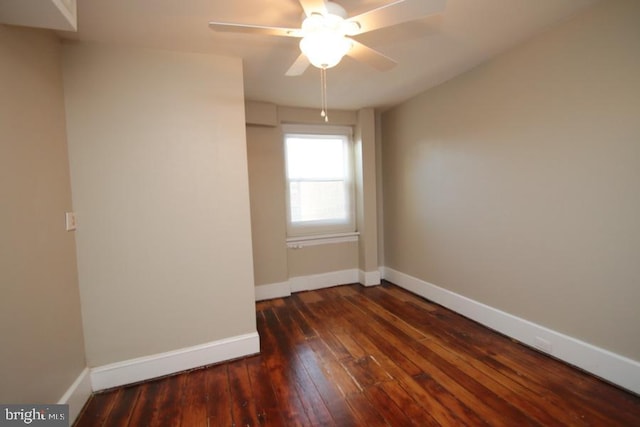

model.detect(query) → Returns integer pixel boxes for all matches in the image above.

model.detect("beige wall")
[354,108,379,273]
[246,104,379,286]
[62,43,256,366]
[246,124,289,285]
[382,0,640,360]
[288,242,359,277]
[0,26,86,402]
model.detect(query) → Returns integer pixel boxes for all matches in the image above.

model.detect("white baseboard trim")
[90,332,260,391]
[254,268,380,301]
[290,269,359,293]
[359,269,381,287]
[255,281,291,301]
[58,367,92,424]
[382,267,640,395]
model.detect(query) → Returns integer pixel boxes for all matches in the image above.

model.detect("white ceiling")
[57,0,599,110]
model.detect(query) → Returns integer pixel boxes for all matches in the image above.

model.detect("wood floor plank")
[245,355,287,427]
[340,319,424,378]
[228,359,261,427]
[283,297,317,339]
[74,389,119,427]
[271,305,338,427]
[273,303,307,345]
[375,284,438,310]
[364,384,416,426]
[420,337,574,426]
[145,373,186,427]
[179,369,208,427]
[333,331,368,360]
[294,343,361,426]
[258,308,312,426]
[303,299,353,361]
[372,283,640,426]
[126,380,162,426]
[345,393,389,427]
[344,290,537,426]
[297,290,323,304]
[74,283,640,427]
[347,292,432,341]
[475,353,592,425]
[356,327,486,426]
[205,363,233,427]
[341,355,393,389]
[408,298,640,427]
[410,372,491,426]
[101,387,140,426]
[341,287,567,425]
[307,343,363,397]
[374,381,439,427]
[414,337,563,426]
[326,290,489,426]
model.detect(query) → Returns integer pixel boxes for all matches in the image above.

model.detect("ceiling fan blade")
[347,40,397,71]
[208,21,301,37]
[285,54,311,76]
[347,0,446,35]
[298,0,328,17]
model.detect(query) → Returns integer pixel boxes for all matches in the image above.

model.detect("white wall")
[62,43,257,367]
[382,0,640,362]
[0,26,86,404]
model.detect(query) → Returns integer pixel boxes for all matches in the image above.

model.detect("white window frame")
[283,124,356,239]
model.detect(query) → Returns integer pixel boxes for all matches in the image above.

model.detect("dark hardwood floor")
[75,281,640,426]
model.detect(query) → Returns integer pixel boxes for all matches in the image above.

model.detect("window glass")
[283,126,355,236]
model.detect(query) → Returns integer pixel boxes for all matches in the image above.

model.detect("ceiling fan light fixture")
[299,32,352,69]
[341,20,360,36]
[209,0,448,121]
[299,7,353,70]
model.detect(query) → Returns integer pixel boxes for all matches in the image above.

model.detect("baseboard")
[90,332,260,391]
[255,269,380,301]
[382,267,640,395]
[359,269,381,287]
[290,269,359,293]
[58,367,92,424]
[255,281,291,301]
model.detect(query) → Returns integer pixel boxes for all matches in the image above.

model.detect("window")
[283,125,355,237]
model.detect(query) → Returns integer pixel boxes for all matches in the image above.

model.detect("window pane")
[286,137,345,180]
[289,181,347,223]
[283,126,355,236]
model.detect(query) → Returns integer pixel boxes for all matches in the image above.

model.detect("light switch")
[65,212,77,231]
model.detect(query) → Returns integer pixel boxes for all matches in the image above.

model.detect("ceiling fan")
[208,0,446,76]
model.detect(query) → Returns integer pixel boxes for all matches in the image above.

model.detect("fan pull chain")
[320,67,329,122]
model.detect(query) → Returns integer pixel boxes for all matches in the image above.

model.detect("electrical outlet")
[65,212,77,231]
[534,336,552,354]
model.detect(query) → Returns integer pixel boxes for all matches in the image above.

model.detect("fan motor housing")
[325,2,347,18]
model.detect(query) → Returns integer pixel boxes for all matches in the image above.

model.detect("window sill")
[286,232,359,249]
